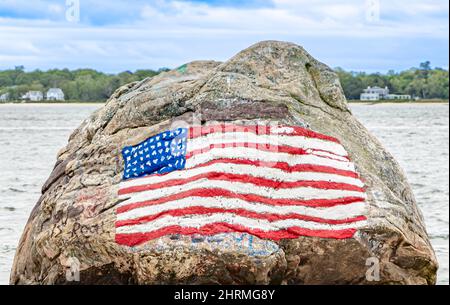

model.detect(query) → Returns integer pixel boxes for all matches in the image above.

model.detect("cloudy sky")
[0,0,448,73]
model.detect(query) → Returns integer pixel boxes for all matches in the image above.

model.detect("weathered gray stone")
[10,41,437,285]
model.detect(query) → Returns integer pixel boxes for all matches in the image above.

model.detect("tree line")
[0,66,168,102]
[0,62,448,102]
[335,62,449,100]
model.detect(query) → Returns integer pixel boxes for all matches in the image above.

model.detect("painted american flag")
[115,124,367,247]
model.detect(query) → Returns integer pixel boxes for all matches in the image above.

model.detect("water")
[351,103,449,285]
[0,104,102,285]
[0,103,448,285]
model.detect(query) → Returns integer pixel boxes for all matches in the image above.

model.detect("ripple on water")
[7,188,25,193]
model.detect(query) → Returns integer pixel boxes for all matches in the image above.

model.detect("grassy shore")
[0,99,105,104]
[348,98,449,104]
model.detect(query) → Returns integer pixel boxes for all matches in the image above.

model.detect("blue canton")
[122,128,188,180]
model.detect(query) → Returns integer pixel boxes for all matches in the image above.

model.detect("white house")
[360,86,389,101]
[22,91,43,102]
[46,88,65,101]
[0,93,9,102]
[386,94,412,100]
[359,93,379,101]
[360,86,411,101]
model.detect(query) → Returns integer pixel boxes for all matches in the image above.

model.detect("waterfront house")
[360,86,411,101]
[22,91,44,102]
[0,93,9,102]
[360,86,389,101]
[386,94,412,100]
[46,88,65,101]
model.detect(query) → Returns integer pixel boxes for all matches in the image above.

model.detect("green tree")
[2,63,445,102]
[335,62,448,100]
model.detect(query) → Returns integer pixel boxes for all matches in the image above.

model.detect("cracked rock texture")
[10,41,437,285]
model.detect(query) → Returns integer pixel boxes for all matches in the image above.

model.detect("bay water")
[0,103,448,284]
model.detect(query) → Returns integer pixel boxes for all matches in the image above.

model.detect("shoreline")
[349,102,449,106]
[2,101,449,106]
[348,99,449,105]
[0,102,105,106]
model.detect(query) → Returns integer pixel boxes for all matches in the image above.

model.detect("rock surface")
[10,41,437,285]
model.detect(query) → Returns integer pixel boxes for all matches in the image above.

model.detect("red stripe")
[186,142,351,161]
[115,224,357,246]
[116,207,367,227]
[117,188,365,214]
[188,124,341,144]
[118,171,364,195]
[190,158,359,178]
[186,142,311,158]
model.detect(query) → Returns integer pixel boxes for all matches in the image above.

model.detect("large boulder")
[10,41,437,285]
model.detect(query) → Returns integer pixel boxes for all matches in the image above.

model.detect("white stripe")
[118,179,366,206]
[116,213,368,234]
[187,147,356,172]
[120,162,364,190]
[117,196,366,222]
[189,132,348,157]
[311,151,348,162]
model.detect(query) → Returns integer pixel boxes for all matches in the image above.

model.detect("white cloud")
[131,0,448,38]
[0,0,448,72]
[48,4,64,14]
